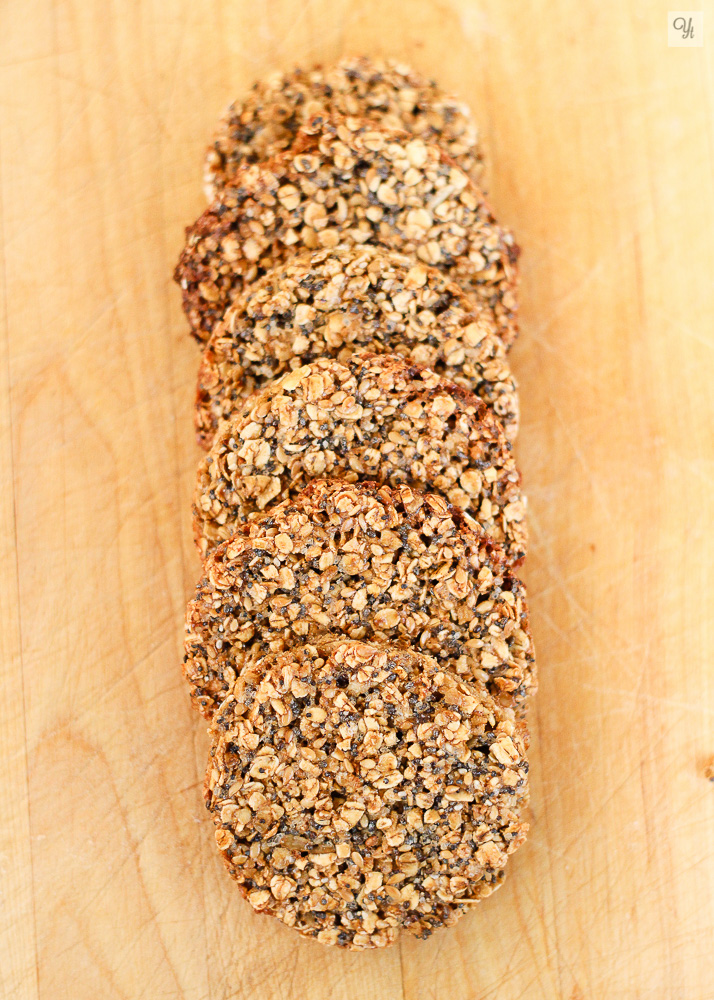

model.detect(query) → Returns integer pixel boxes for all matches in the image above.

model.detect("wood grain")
[1,1,713,997]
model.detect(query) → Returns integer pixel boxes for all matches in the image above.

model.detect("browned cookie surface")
[205,638,529,949]
[204,55,484,199]
[184,480,534,718]
[196,245,518,447]
[176,117,519,346]
[194,352,527,564]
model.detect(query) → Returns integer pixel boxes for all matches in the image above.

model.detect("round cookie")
[184,479,535,718]
[193,352,527,565]
[204,55,484,200]
[205,638,529,950]
[175,116,519,347]
[196,245,519,447]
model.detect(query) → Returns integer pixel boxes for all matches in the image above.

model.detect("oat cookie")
[176,117,519,346]
[205,638,529,949]
[193,352,527,565]
[204,55,484,200]
[196,245,519,447]
[184,480,534,718]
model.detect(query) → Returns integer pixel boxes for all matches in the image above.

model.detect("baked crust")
[204,55,484,199]
[205,638,529,949]
[176,117,519,347]
[184,480,535,719]
[195,245,519,448]
[193,351,527,564]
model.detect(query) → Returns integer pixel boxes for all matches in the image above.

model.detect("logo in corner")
[668,11,703,46]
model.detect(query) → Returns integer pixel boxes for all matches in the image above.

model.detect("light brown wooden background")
[2,1,713,997]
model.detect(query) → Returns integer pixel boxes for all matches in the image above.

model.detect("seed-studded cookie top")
[194,352,527,564]
[176,117,519,346]
[196,245,518,447]
[205,638,529,950]
[204,55,484,200]
[185,480,534,718]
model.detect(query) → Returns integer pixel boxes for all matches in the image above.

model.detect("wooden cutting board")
[2,1,713,997]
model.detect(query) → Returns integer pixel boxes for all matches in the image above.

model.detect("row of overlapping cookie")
[176,57,534,951]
